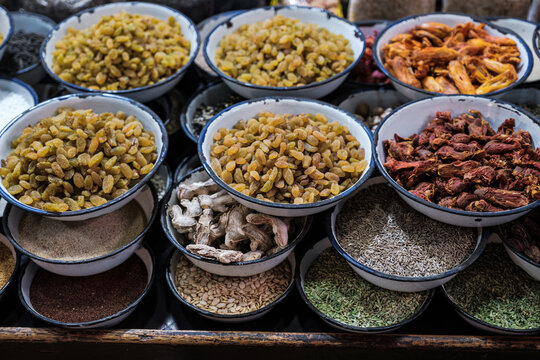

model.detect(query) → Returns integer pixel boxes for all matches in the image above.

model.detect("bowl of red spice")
[374,95,540,227]
[497,207,540,281]
[0,233,18,303]
[18,244,154,329]
[3,184,158,277]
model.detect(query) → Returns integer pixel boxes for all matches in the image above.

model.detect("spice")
[18,201,146,261]
[0,242,15,290]
[174,255,291,315]
[501,207,540,263]
[384,110,540,212]
[30,255,147,323]
[304,248,428,328]
[354,102,397,132]
[520,103,540,118]
[169,173,297,264]
[210,111,367,204]
[0,31,45,73]
[0,32,3,45]
[336,183,477,277]
[445,243,540,330]
[192,95,243,137]
[0,90,32,129]
[0,107,158,212]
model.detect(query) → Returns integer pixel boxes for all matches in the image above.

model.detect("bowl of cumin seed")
[327,177,486,292]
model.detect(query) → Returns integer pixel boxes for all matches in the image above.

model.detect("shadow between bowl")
[326,177,487,292]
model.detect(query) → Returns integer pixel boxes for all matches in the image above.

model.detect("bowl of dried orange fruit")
[373,13,533,100]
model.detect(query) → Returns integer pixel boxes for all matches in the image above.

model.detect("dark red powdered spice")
[29,255,147,323]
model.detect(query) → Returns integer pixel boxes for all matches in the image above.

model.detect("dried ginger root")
[168,175,294,263]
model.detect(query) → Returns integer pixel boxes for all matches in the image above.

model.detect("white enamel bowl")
[19,245,155,329]
[195,11,243,78]
[0,6,13,61]
[373,13,533,100]
[327,177,487,292]
[4,184,158,277]
[161,167,311,277]
[180,81,243,143]
[441,241,540,335]
[0,76,38,123]
[0,93,167,221]
[166,249,296,323]
[374,95,540,227]
[296,237,434,333]
[199,97,375,217]
[204,6,365,99]
[0,233,19,303]
[40,2,199,103]
[487,17,540,84]
[4,11,56,85]
[534,26,540,68]
[497,218,540,281]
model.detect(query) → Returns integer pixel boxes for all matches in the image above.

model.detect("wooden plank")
[0,328,538,352]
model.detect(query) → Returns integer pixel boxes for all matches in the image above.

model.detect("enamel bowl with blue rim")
[40,2,200,103]
[374,95,540,227]
[373,13,533,100]
[0,6,13,62]
[327,177,487,292]
[198,97,375,217]
[0,93,168,221]
[19,244,155,329]
[204,6,365,99]
[161,167,311,277]
[4,184,158,277]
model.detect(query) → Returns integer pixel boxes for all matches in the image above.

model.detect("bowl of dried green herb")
[19,244,155,329]
[0,233,18,303]
[442,242,540,335]
[297,237,434,333]
[328,177,486,292]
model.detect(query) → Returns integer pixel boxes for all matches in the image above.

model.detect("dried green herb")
[304,248,429,328]
[336,183,477,277]
[445,243,540,330]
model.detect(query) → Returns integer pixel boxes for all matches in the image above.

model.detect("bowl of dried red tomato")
[374,95,540,227]
[373,13,533,100]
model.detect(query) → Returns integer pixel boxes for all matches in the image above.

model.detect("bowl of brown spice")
[0,233,18,303]
[4,184,157,277]
[161,167,311,277]
[0,93,167,221]
[40,2,200,103]
[19,244,154,329]
[166,249,295,322]
[328,177,486,292]
[199,97,375,217]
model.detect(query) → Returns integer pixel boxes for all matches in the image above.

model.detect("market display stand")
[0,209,538,360]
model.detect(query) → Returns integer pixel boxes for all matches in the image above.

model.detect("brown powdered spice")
[30,255,147,323]
[18,201,146,261]
[0,242,15,289]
